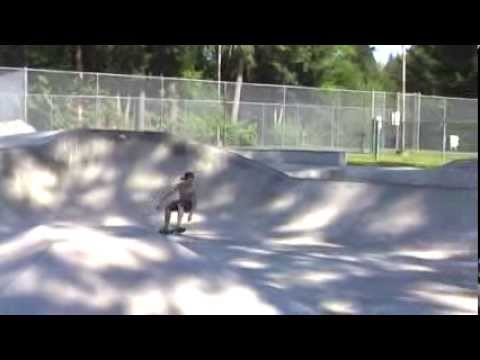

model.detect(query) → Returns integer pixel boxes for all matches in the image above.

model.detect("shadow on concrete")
[0,129,476,314]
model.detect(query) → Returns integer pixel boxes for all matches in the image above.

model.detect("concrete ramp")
[0,224,279,315]
[0,120,36,138]
[0,130,477,314]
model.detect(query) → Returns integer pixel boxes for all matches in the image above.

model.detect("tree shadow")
[0,129,476,314]
[0,294,125,315]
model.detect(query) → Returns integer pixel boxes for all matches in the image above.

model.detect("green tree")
[354,45,391,90]
[220,45,256,122]
[99,45,149,75]
[252,45,300,85]
[383,45,477,97]
[253,45,390,91]
[0,45,26,67]
[317,46,365,89]
[146,45,204,78]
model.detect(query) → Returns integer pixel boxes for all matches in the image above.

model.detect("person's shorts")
[167,200,193,213]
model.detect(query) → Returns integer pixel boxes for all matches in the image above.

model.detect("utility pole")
[218,45,222,99]
[401,45,407,154]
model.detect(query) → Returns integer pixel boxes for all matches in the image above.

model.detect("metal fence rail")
[1,66,477,155]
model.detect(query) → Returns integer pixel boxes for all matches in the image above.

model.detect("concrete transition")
[233,148,347,167]
[0,130,477,315]
[0,120,36,138]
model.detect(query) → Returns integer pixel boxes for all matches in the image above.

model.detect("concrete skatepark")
[0,128,477,315]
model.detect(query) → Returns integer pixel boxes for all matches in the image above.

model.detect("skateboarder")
[156,172,197,234]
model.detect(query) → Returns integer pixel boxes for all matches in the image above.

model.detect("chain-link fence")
[0,67,26,123]
[1,66,477,155]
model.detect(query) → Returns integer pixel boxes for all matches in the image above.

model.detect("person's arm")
[156,185,178,209]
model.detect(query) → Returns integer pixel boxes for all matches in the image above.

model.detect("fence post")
[160,75,164,128]
[297,104,302,147]
[395,92,400,152]
[24,67,28,124]
[371,90,375,153]
[216,100,221,147]
[330,106,335,149]
[216,79,221,147]
[382,92,386,155]
[261,104,265,147]
[375,116,381,161]
[282,86,287,148]
[222,98,226,147]
[337,92,342,151]
[224,81,229,147]
[138,90,145,131]
[442,98,447,162]
[78,72,84,127]
[95,72,99,127]
[184,100,187,140]
[401,91,406,154]
[416,92,421,151]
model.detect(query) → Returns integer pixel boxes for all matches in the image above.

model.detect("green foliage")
[348,150,477,169]
[0,45,26,67]
[29,72,97,95]
[383,45,477,97]
[27,70,102,130]
[2,45,475,98]
[179,108,224,144]
[251,45,391,91]
[3,45,476,141]
[147,46,206,78]
[221,45,256,82]
[149,103,258,146]
[0,45,390,94]
[103,45,150,75]
[253,45,307,85]
[270,121,302,147]
[223,121,258,146]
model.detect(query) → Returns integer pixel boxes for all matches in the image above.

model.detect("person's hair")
[182,172,195,180]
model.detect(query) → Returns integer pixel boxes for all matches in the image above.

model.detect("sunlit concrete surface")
[0,120,37,138]
[0,130,477,315]
[261,162,478,189]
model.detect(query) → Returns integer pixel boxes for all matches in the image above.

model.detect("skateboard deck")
[159,227,186,235]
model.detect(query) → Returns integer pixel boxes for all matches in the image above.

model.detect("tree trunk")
[231,58,244,124]
[116,93,122,129]
[78,102,83,126]
[274,106,284,128]
[217,45,222,99]
[137,90,145,131]
[72,45,83,72]
[216,45,223,147]
[167,82,179,134]
[124,97,131,129]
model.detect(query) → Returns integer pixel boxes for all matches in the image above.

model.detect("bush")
[178,110,258,146]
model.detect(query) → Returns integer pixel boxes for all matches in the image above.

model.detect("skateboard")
[158,227,186,235]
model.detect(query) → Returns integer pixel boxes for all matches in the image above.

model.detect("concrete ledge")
[252,161,477,190]
[0,120,36,137]
[0,130,60,149]
[337,166,478,189]
[231,149,347,167]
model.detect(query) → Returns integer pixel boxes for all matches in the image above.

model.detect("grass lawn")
[348,150,478,169]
